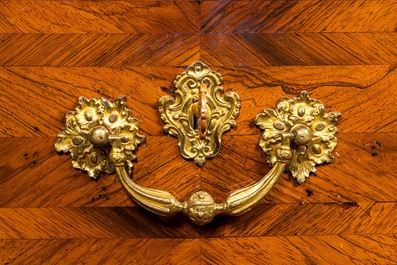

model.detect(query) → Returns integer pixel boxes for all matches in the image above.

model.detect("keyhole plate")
[159,61,240,166]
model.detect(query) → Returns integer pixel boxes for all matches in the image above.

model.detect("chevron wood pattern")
[201,33,397,66]
[0,1,199,33]
[201,235,397,264]
[0,66,395,137]
[0,202,396,239]
[0,133,395,208]
[201,0,397,33]
[0,34,200,66]
[0,239,201,264]
[0,0,397,264]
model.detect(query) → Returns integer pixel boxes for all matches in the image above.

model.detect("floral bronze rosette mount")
[55,96,145,179]
[255,91,341,184]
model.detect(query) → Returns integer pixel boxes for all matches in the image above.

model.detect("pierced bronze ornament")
[56,92,339,224]
[158,61,240,166]
[255,91,341,184]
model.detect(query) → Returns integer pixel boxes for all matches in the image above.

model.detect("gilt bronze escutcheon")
[158,61,241,166]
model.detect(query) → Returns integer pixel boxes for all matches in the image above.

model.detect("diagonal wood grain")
[198,202,397,237]
[0,33,199,67]
[202,133,397,204]
[202,0,397,33]
[0,133,395,208]
[0,67,189,137]
[201,33,397,66]
[0,239,200,265]
[0,136,201,207]
[0,66,396,138]
[0,202,396,239]
[209,65,397,134]
[0,207,199,239]
[201,235,397,264]
[0,1,199,33]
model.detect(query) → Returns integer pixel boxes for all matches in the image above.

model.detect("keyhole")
[193,114,199,130]
[191,101,200,131]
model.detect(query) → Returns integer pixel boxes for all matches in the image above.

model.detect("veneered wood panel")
[0,67,185,137]
[0,202,396,239]
[0,208,199,239]
[199,202,397,237]
[0,1,200,33]
[0,0,396,263]
[0,34,199,67]
[0,239,201,264]
[2,33,397,66]
[0,66,395,138]
[0,133,395,207]
[201,33,397,66]
[202,133,397,204]
[202,0,397,33]
[201,235,397,264]
[0,136,201,207]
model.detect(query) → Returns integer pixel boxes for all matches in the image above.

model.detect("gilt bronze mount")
[256,91,340,184]
[159,61,240,166]
[55,96,144,179]
[56,64,340,225]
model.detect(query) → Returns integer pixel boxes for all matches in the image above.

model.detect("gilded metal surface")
[56,91,339,225]
[55,96,145,179]
[255,91,341,184]
[158,61,240,166]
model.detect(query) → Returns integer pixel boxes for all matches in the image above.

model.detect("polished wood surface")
[0,0,397,264]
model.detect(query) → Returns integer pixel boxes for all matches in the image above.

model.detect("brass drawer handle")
[56,66,339,225]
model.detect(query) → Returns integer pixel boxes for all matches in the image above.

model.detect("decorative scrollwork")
[255,91,341,184]
[158,61,240,166]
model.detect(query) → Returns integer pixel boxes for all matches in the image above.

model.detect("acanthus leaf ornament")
[158,61,240,166]
[55,96,145,179]
[255,91,341,184]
